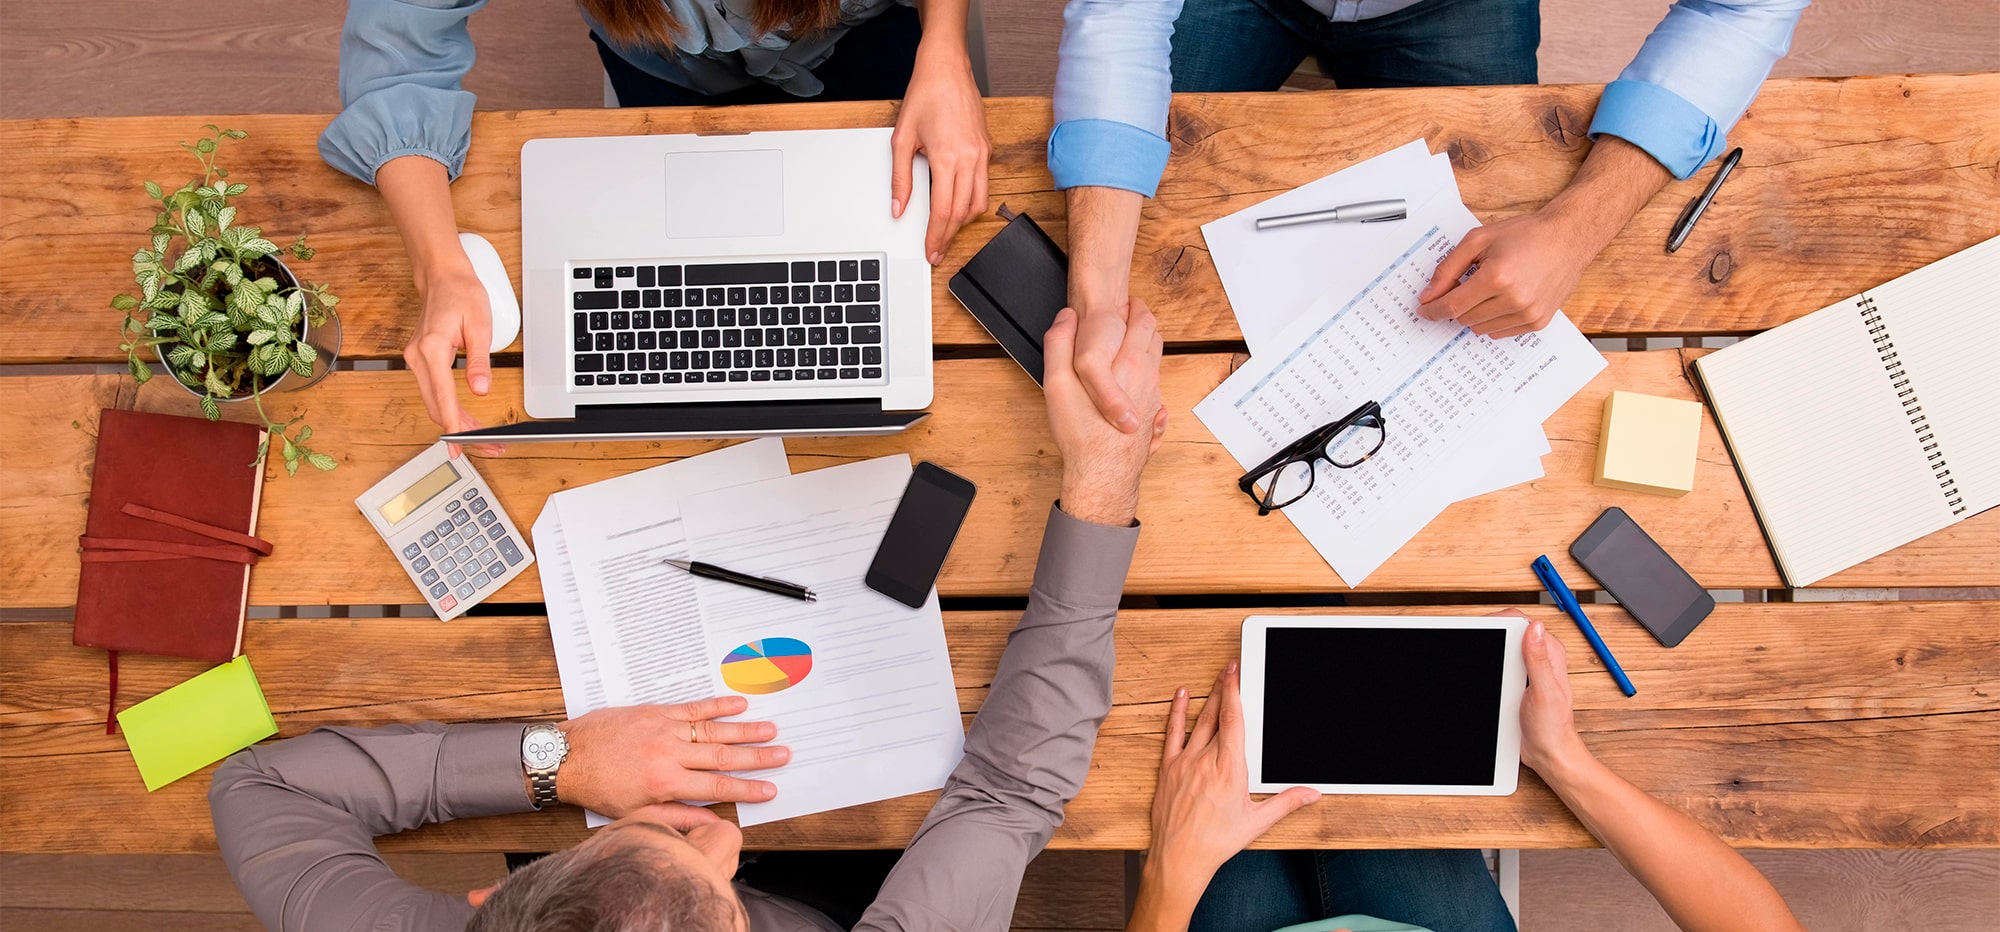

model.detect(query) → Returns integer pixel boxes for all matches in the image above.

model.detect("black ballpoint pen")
[663,558,817,602]
[1666,146,1742,254]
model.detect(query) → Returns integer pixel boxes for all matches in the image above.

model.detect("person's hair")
[467,841,738,932]
[578,0,842,47]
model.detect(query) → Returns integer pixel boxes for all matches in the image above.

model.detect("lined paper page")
[1697,303,1954,585]
[1869,235,2000,512]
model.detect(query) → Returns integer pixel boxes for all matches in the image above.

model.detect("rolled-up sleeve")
[320,0,486,185]
[1588,0,1806,179]
[1049,0,1183,195]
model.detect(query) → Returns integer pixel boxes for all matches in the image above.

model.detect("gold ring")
[689,722,699,744]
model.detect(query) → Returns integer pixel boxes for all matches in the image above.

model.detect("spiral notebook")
[1691,235,2000,586]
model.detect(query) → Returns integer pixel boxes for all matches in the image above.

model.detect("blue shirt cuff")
[1588,78,1727,181]
[1047,119,1171,197]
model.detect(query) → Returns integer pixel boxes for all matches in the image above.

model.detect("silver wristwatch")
[520,723,569,810]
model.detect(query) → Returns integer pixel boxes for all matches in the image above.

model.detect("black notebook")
[1691,235,2000,586]
[949,212,1069,384]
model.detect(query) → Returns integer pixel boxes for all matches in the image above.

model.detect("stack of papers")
[534,440,965,826]
[1196,141,1607,586]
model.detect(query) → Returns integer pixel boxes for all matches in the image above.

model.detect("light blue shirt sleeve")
[319,0,486,185]
[1588,0,1807,180]
[1048,0,1184,196]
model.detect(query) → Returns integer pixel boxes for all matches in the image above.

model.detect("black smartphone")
[1570,507,1714,648]
[865,462,978,608]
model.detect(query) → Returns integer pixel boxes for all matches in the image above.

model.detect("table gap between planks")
[2,75,1996,856]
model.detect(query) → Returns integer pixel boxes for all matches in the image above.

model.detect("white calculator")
[355,442,534,620]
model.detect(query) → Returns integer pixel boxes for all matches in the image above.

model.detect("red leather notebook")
[73,409,270,662]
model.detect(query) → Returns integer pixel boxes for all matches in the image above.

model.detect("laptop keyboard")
[569,256,888,388]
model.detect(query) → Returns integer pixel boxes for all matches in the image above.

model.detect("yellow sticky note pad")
[118,655,278,791]
[1595,390,1703,497]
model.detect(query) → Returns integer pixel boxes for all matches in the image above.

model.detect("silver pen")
[1255,198,1408,230]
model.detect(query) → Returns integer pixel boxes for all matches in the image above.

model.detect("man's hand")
[1416,134,1674,339]
[1414,209,1597,338]
[1043,299,1166,526]
[1519,620,1591,776]
[892,45,990,266]
[1149,664,1320,888]
[404,266,502,457]
[552,697,790,818]
[1063,185,1147,433]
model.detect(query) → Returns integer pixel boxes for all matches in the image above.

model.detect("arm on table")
[320,0,499,451]
[209,723,531,932]
[895,0,991,265]
[1418,0,1807,337]
[1051,0,1181,432]
[1521,622,1804,932]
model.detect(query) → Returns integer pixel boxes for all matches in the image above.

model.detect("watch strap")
[523,724,565,810]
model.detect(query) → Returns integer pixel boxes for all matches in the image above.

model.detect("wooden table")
[4,75,1998,855]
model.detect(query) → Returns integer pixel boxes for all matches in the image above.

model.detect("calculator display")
[378,462,460,525]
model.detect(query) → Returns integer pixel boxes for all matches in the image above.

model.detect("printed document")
[679,455,965,827]
[1196,197,1606,584]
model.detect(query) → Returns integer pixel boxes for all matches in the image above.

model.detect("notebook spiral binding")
[1860,296,1965,514]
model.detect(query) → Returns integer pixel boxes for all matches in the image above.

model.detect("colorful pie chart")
[720,637,814,695]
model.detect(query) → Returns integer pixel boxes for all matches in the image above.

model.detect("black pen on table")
[663,558,817,602]
[1666,146,1742,254]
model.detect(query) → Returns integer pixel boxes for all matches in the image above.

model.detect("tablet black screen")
[1262,627,1505,786]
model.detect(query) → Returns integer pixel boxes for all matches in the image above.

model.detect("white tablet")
[1240,615,1527,796]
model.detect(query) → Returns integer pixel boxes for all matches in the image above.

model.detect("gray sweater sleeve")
[209,721,534,932]
[856,504,1139,931]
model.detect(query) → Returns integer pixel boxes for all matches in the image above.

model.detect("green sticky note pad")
[118,656,278,791]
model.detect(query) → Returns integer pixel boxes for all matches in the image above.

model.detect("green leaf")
[249,342,287,376]
[128,356,151,383]
[208,330,238,352]
[216,205,236,231]
[297,425,313,443]
[200,395,220,420]
[184,208,206,238]
[167,344,197,367]
[247,329,277,345]
[224,128,248,140]
[224,182,248,196]
[306,451,337,471]
[285,291,305,319]
[177,288,206,318]
[144,180,163,199]
[196,137,216,154]
[289,350,315,378]
[111,293,138,311]
[172,248,202,273]
[292,340,317,369]
[238,237,279,256]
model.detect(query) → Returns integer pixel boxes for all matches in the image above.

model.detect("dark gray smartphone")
[866,462,978,608]
[1570,507,1714,648]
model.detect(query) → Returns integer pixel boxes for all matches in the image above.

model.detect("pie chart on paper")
[720,637,814,695]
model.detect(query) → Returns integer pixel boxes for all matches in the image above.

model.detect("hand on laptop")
[553,696,790,818]
[1043,300,1166,526]
[1129,664,1321,930]
[891,43,991,266]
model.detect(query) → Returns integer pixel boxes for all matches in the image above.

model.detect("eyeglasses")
[1236,400,1387,515]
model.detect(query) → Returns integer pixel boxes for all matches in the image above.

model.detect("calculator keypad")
[390,491,524,619]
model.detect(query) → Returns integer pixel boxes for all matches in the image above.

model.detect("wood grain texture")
[4,601,1994,854]
[4,75,1998,365]
[4,353,1994,607]
[0,0,603,121]
[1521,848,2000,931]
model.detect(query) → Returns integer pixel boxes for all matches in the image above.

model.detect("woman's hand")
[553,696,791,818]
[891,43,990,266]
[1519,619,1592,776]
[1150,663,1321,886]
[405,266,503,456]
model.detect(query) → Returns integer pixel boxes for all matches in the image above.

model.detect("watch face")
[523,727,565,771]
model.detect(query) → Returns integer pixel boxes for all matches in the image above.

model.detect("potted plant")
[113,125,342,475]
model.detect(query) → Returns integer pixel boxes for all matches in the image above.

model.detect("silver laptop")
[447,127,933,442]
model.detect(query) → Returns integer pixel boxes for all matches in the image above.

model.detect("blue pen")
[1532,555,1637,697]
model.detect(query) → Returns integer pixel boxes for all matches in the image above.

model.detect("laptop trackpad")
[665,149,785,239]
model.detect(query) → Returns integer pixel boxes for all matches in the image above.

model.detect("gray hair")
[468,841,738,932]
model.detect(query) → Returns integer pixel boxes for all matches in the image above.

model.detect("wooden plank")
[5,352,1996,608]
[4,602,1995,853]
[4,75,1998,364]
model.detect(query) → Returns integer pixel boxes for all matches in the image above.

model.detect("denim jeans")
[1187,849,1517,932]
[1170,0,1539,92]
